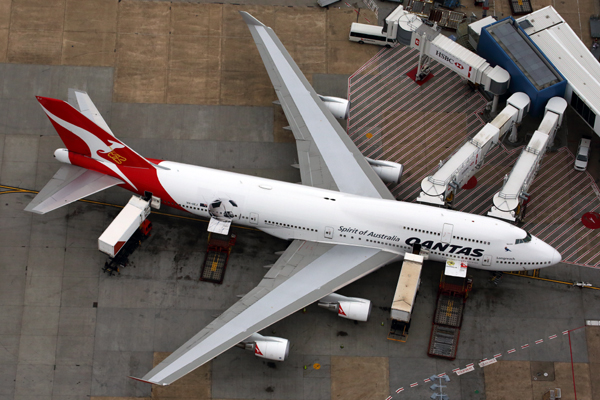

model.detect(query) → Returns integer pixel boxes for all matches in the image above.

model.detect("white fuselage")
[156,161,561,271]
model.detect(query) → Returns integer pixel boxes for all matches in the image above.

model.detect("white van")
[349,22,395,47]
[574,138,591,171]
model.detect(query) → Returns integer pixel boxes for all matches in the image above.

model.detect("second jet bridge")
[386,6,510,96]
[488,97,567,222]
[418,93,531,207]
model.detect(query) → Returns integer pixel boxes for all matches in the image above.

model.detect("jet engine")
[365,157,404,185]
[241,333,290,362]
[317,293,372,322]
[318,95,350,120]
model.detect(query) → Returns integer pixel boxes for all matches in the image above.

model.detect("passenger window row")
[403,226,440,236]
[265,220,317,232]
[453,236,490,245]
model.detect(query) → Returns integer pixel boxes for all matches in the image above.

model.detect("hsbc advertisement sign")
[430,43,472,80]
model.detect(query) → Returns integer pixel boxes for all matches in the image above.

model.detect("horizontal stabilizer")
[25,164,123,214]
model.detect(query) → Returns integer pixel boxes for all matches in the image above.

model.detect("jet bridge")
[418,92,530,207]
[385,7,510,96]
[488,97,567,222]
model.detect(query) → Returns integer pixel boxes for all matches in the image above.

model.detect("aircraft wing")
[25,164,123,214]
[137,240,398,385]
[241,12,394,200]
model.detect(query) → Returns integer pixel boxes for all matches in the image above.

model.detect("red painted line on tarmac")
[452,368,460,372]
[396,387,404,393]
[558,223,595,260]
[424,378,431,383]
[354,66,457,150]
[534,194,594,240]
[349,47,390,79]
[384,86,485,164]
[386,396,393,400]
[563,330,569,335]
[350,52,416,103]
[543,197,597,243]
[533,172,591,217]
[466,363,474,367]
[535,339,544,344]
[507,348,516,354]
[549,334,558,339]
[352,66,454,135]
[573,228,600,263]
[377,75,471,161]
[390,99,474,187]
[457,151,515,210]
[351,65,416,120]
[521,344,530,349]
[438,373,446,377]
[522,164,585,227]
[349,52,423,121]
[410,382,419,387]
[494,353,502,358]
[357,65,459,147]
[400,111,483,199]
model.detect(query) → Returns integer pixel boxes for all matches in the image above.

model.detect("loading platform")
[200,233,237,284]
[427,271,472,359]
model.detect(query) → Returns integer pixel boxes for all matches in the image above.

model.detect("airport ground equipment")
[418,92,530,207]
[102,220,152,276]
[488,97,567,222]
[517,7,600,136]
[98,195,153,258]
[374,5,509,95]
[387,253,424,342]
[200,233,237,284]
[508,0,532,15]
[427,261,472,359]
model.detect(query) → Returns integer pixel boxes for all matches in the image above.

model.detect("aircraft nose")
[552,248,562,265]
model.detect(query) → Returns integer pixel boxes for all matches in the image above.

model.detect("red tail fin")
[36,96,153,169]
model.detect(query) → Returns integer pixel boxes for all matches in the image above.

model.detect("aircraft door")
[324,226,334,239]
[250,213,258,225]
[441,223,453,243]
[483,255,492,266]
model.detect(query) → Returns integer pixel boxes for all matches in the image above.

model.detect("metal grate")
[434,295,464,327]
[509,0,533,15]
[429,325,459,358]
[201,251,228,283]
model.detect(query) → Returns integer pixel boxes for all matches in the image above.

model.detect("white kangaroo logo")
[43,107,137,190]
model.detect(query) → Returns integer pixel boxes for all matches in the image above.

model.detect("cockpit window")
[515,231,532,244]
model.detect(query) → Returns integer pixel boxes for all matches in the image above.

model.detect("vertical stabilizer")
[36,96,153,170]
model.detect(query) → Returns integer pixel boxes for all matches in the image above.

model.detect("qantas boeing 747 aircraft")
[25,12,561,386]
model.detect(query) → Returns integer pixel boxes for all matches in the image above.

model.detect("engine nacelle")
[242,333,289,362]
[318,95,350,120]
[318,293,372,322]
[365,157,403,185]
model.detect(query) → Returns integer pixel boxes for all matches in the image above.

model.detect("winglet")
[128,376,159,385]
[239,11,265,27]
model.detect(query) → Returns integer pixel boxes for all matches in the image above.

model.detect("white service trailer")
[391,253,424,323]
[98,195,151,257]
